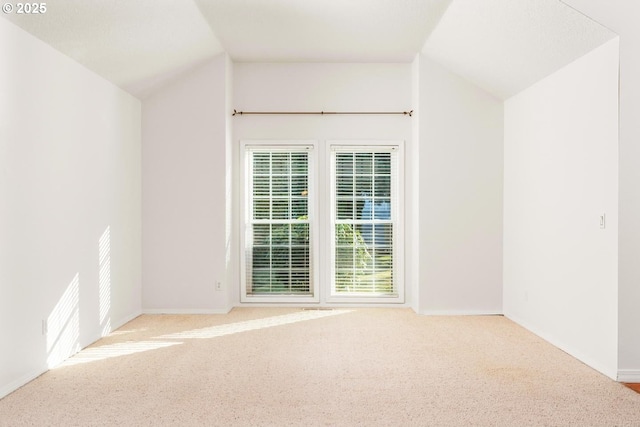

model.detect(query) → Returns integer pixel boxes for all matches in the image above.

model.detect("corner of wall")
[503,38,619,378]
[1,17,143,397]
[225,53,238,311]
[409,54,422,313]
[141,55,233,313]
[416,55,504,315]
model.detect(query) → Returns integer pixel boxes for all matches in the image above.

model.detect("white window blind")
[245,148,312,295]
[331,147,399,296]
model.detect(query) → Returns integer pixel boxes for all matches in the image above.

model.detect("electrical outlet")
[42,319,48,336]
[215,281,223,292]
[600,214,606,229]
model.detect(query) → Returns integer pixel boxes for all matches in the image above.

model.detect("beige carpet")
[1,308,639,426]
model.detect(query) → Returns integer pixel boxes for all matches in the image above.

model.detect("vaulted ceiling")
[2,0,616,99]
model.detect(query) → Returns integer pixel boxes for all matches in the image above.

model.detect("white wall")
[410,57,422,313]
[233,62,414,305]
[233,63,413,142]
[415,55,504,315]
[0,19,141,398]
[564,0,640,383]
[142,54,232,313]
[503,39,619,379]
[224,55,236,310]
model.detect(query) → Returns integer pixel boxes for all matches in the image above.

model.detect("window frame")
[240,140,320,303]
[326,141,405,304]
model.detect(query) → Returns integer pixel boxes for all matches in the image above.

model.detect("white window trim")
[325,140,405,304]
[240,140,320,303]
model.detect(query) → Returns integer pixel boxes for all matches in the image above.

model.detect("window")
[330,146,402,301]
[241,141,403,304]
[242,145,317,302]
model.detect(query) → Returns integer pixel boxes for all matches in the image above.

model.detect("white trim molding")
[0,365,48,400]
[419,310,504,316]
[617,370,640,383]
[506,313,618,380]
[142,308,232,315]
[111,311,143,332]
[0,310,144,400]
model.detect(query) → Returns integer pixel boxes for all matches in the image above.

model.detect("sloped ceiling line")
[2,0,616,100]
[421,0,616,99]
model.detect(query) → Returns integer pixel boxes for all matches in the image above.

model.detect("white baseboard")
[1,310,144,400]
[235,302,412,309]
[142,308,232,315]
[83,310,144,347]
[0,364,48,400]
[505,313,618,381]
[419,309,503,316]
[618,370,640,383]
[111,310,143,331]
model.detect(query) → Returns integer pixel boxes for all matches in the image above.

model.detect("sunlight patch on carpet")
[58,341,182,367]
[109,328,148,336]
[156,309,353,340]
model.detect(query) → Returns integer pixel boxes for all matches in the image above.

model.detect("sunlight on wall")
[157,309,352,340]
[58,341,182,367]
[99,226,111,336]
[47,273,80,368]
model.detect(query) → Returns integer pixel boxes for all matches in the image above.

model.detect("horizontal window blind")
[246,148,312,295]
[331,147,398,296]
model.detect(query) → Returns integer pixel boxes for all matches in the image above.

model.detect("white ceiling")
[2,0,225,97]
[422,0,616,99]
[2,0,616,99]
[194,0,451,63]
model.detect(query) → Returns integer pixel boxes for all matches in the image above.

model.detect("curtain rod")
[232,109,413,117]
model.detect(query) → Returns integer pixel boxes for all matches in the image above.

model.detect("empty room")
[1,0,639,425]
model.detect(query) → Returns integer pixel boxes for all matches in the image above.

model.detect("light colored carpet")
[1,308,639,426]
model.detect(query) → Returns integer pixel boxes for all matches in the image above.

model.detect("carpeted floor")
[1,308,639,426]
